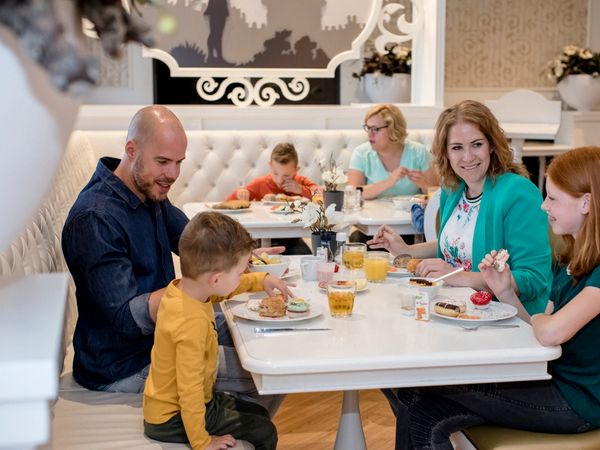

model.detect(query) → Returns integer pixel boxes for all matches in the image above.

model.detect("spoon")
[431,267,465,283]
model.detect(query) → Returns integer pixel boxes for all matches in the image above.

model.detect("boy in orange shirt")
[227,142,318,201]
[143,212,277,450]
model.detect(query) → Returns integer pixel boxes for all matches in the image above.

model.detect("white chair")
[485,90,561,163]
[423,189,440,242]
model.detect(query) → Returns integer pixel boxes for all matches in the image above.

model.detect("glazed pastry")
[287,297,309,313]
[434,301,467,317]
[470,291,493,309]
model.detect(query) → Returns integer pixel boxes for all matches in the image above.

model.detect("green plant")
[546,45,600,83]
[353,43,411,79]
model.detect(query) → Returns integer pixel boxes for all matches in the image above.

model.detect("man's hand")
[236,188,250,201]
[264,274,295,300]
[207,434,236,450]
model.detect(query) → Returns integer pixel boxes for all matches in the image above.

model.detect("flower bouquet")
[318,153,347,212]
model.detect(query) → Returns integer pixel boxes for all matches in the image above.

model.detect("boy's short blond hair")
[179,212,256,279]
[271,142,299,166]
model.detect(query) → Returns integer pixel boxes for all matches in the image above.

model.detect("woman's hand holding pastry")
[263,274,295,300]
[389,166,408,184]
[236,188,250,201]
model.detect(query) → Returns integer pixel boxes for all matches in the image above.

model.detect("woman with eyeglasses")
[347,103,439,200]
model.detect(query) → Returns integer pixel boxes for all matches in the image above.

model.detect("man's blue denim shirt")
[62,157,188,389]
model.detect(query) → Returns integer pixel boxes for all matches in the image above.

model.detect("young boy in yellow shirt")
[143,212,277,450]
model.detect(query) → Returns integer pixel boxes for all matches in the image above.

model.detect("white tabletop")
[182,200,415,239]
[222,258,561,395]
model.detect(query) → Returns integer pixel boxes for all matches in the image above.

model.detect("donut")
[434,301,467,317]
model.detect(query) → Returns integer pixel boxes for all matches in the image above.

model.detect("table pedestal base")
[334,390,367,450]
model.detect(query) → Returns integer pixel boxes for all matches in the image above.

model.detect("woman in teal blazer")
[369,100,552,315]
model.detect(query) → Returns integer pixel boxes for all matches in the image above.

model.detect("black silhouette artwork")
[204,0,229,63]
[164,0,367,69]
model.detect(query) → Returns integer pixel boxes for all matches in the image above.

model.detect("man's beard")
[132,157,169,202]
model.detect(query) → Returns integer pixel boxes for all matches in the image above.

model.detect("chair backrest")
[424,189,440,242]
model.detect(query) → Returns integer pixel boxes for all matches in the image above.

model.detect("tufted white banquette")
[78,129,435,206]
[1,127,434,449]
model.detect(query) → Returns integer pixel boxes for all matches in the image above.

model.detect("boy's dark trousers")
[144,391,277,450]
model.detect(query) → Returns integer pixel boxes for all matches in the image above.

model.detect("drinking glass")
[364,251,388,282]
[327,281,356,318]
[342,242,366,269]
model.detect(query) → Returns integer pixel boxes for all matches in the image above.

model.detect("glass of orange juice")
[327,281,356,318]
[342,242,366,269]
[364,251,389,283]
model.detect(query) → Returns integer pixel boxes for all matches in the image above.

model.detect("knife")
[254,327,331,333]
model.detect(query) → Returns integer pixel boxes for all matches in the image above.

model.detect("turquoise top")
[549,263,600,426]
[349,140,432,197]
[438,173,552,314]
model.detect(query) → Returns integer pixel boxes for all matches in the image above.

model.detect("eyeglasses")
[362,124,388,134]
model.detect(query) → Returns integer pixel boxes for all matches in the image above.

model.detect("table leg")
[334,390,367,450]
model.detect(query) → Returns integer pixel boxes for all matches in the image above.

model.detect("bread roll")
[258,296,286,317]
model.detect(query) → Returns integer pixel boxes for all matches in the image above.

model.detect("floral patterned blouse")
[439,190,482,272]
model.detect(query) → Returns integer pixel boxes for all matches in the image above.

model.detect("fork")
[460,323,520,331]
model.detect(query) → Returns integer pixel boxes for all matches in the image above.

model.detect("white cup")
[300,256,322,281]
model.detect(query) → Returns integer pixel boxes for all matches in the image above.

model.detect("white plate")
[269,208,297,215]
[432,301,518,323]
[261,197,303,205]
[387,267,412,278]
[209,207,251,214]
[231,301,322,323]
[281,267,300,279]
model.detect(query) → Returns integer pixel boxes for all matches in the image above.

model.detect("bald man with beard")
[62,106,286,415]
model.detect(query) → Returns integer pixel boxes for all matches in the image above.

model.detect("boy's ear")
[207,271,223,287]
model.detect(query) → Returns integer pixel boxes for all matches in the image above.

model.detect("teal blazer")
[438,173,552,314]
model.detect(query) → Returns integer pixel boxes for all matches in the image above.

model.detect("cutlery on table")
[254,327,331,333]
[459,323,520,331]
[432,267,465,283]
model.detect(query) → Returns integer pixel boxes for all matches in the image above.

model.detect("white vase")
[363,73,411,104]
[557,74,600,111]
[0,27,80,254]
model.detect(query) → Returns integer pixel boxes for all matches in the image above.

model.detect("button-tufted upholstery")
[2,127,435,449]
[82,129,435,205]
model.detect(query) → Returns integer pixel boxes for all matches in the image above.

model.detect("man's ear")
[581,193,591,214]
[124,140,137,159]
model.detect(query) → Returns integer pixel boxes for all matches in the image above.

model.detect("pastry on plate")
[212,200,250,210]
[406,258,422,273]
[258,296,287,318]
[287,297,309,313]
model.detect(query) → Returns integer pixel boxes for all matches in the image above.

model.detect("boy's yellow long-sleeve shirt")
[143,272,266,450]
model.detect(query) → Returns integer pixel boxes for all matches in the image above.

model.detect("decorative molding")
[374,1,423,53]
[195,77,310,106]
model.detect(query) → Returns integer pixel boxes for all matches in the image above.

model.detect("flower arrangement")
[290,200,346,234]
[352,43,412,79]
[546,45,600,84]
[318,153,348,192]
